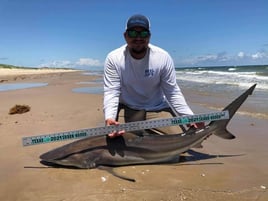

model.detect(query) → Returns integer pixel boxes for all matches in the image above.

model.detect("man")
[103,14,204,138]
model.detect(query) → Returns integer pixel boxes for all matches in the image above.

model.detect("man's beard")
[130,46,147,55]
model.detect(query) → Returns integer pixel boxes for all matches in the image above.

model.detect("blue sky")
[0,0,268,69]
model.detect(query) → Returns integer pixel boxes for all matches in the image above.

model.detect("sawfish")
[40,84,256,172]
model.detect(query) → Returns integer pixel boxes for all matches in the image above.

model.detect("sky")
[0,0,268,69]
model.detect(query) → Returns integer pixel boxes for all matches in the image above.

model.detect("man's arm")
[103,56,126,137]
[103,56,121,120]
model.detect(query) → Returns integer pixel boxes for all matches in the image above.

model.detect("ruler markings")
[22,111,229,146]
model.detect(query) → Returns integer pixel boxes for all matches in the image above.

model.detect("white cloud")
[197,54,217,61]
[178,50,268,66]
[251,52,266,59]
[38,60,73,68]
[184,52,230,65]
[76,58,102,66]
[238,52,245,58]
[38,57,103,68]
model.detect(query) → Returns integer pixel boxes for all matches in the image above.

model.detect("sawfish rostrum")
[40,84,256,168]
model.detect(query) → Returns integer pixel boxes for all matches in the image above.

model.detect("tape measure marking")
[22,110,229,146]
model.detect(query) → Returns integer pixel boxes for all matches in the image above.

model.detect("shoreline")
[0,67,80,76]
[0,70,267,201]
[0,68,82,83]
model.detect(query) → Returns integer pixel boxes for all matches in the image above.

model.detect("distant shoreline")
[0,66,81,78]
[0,63,78,70]
[175,63,268,70]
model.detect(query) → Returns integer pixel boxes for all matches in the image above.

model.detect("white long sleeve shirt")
[103,44,194,120]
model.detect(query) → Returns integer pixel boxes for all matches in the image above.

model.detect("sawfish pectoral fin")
[193,142,203,148]
[213,128,236,139]
[98,166,136,182]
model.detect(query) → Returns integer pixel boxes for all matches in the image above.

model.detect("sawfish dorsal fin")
[209,84,257,139]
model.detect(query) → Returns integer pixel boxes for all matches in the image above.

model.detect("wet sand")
[0,70,267,201]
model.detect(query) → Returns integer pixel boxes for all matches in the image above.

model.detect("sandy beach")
[0,69,267,201]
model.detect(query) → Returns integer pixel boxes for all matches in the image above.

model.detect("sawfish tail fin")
[208,84,257,139]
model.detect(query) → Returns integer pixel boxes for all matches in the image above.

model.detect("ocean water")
[72,76,103,94]
[72,86,103,94]
[175,65,268,119]
[0,83,48,92]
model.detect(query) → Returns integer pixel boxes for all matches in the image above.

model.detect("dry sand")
[0,68,78,76]
[0,69,267,201]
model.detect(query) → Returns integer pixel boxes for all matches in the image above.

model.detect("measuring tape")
[22,110,229,146]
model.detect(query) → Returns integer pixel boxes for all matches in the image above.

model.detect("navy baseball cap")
[126,14,150,30]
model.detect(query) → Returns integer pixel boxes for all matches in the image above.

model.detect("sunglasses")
[126,30,150,38]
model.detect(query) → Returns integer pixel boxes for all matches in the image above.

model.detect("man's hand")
[187,122,205,129]
[105,118,125,138]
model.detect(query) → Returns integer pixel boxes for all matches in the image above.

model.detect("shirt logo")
[144,69,154,77]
